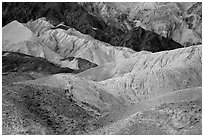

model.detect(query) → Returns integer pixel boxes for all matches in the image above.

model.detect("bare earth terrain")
[2,2,202,135]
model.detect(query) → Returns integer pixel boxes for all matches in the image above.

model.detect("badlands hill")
[2,2,202,135]
[91,87,202,135]
[3,18,136,67]
[2,45,202,134]
[3,43,202,134]
[80,2,202,46]
[2,2,183,52]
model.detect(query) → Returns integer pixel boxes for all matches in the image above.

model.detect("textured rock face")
[2,19,135,68]
[2,19,100,70]
[2,20,60,62]
[80,2,202,46]
[2,2,183,53]
[35,22,135,65]
[78,45,202,81]
[2,2,202,135]
[78,45,202,104]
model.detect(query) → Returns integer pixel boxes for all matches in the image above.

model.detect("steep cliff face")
[2,2,183,53]
[80,2,202,46]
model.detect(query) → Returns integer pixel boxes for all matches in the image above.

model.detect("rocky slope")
[2,2,183,53]
[80,2,202,46]
[2,50,99,86]
[3,84,99,135]
[3,45,202,135]
[2,2,202,135]
[2,50,84,86]
[3,73,129,134]
[3,18,136,67]
[91,87,202,135]
[70,45,202,103]
[78,45,201,104]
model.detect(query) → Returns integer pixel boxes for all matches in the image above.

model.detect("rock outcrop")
[2,19,100,70]
[80,2,202,46]
[2,2,183,53]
